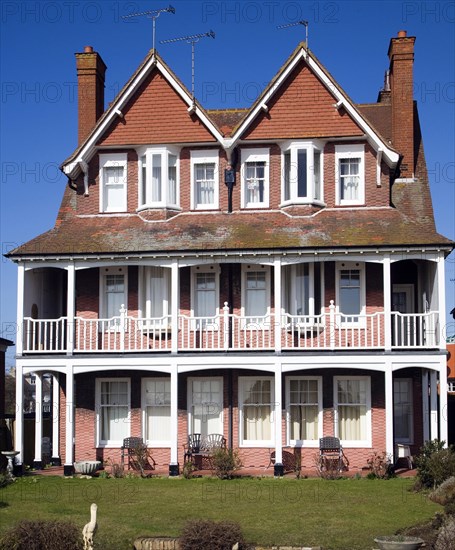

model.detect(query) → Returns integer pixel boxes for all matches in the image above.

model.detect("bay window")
[334,376,371,447]
[241,148,269,208]
[100,153,127,213]
[287,377,322,445]
[96,378,130,446]
[143,378,171,446]
[191,150,219,209]
[138,147,179,208]
[335,144,365,205]
[139,266,171,328]
[239,377,274,445]
[188,378,223,436]
[282,141,323,204]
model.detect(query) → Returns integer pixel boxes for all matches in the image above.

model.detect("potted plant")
[374,535,425,550]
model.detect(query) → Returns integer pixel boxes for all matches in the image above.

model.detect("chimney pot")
[397,30,407,38]
[84,45,94,53]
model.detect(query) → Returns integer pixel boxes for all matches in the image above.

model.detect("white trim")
[142,377,171,447]
[99,153,128,213]
[334,375,372,448]
[286,375,323,447]
[190,149,220,210]
[238,376,274,447]
[65,367,75,466]
[95,377,131,447]
[335,144,365,206]
[241,147,270,208]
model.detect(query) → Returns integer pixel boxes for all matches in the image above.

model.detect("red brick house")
[8,31,453,476]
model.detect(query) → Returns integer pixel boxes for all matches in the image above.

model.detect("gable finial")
[277,20,309,49]
[160,31,216,105]
[122,5,175,50]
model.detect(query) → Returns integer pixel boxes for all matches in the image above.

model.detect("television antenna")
[122,5,175,50]
[160,31,215,102]
[277,20,309,49]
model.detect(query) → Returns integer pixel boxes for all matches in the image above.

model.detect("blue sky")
[1,1,454,366]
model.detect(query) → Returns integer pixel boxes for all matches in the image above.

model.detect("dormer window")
[138,147,179,209]
[241,148,270,208]
[191,150,219,210]
[99,153,127,213]
[281,142,323,205]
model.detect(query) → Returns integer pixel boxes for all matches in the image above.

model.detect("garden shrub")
[0,519,82,550]
[366,451,395,479]
[180,519,245,550]
[0,473,12,489]
[415,440,455,489]
[435,515,455,550]
[210,448,242,479]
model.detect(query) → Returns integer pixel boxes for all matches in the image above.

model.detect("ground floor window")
[334,376,371,447]
[96,378,130,446]
[143,378,171,446]
[286,376,322,445]
[239,377,274,446]
[188,378,223,436]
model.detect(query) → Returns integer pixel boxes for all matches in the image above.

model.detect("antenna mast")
[122,5,175,50]
[277,20,309,49]
[160,31,215,102]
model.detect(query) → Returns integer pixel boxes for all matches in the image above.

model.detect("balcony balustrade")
[21,302,440,354]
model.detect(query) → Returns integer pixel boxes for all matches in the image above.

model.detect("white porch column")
[274,259,282,352]
[51,374,61,465]
[422,370,430,442]
[171,260,179,354]
[169,368,179,475]
[429,369,438,440]
[16,264,25,355]
[273,363,283,476]
[66,264,75,355]
[33,373,43,468]
[436,253,446,350]
[14,364,24,469]
[439,362,448,444]
[383,255,392,351]
[64,367,74,475]
[384,366,394,458]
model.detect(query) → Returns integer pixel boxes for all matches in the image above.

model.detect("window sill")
[280,199,326,208]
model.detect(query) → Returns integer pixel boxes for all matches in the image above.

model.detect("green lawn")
[0,475,440,549]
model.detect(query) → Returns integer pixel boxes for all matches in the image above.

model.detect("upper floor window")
[336,262,365,324]
[99,153,127,213]
[242,265,270,327]
[191,265,220,328]
[282,142,323,205]
[138,147,179,208]
[100,266,127,327]
[191,150,219,210]
[138,266,171,328]
[241,148,269,208]
[335,144,365,205]
[284,263,322,322]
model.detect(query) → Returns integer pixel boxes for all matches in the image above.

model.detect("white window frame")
[241,264,271,329]
[241,148,270,208]
[99,153,128,213]
[281,141,324,206]
[190,265,220,330]
[190,150,219,210]
[96,377,131,447]
[334,375,371,448]
[138,266,171,330]
[142,377,171,447]
[335,144,365,206]
[238,376,274,447]
[138,146,180,209]
[99,266,128,329]
[286,376,323,447]
[393,378,414,444]
[187,377,224,436]
[335,261,366,326]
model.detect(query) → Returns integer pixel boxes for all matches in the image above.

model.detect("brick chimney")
[388,30,416,178]
[75,46,107,145]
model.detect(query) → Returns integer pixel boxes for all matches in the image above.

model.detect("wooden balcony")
[20,302,440,355]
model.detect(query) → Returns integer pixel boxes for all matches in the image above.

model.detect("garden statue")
[82,503,98,550]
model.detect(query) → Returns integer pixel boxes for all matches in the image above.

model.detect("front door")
[392,284,415,346]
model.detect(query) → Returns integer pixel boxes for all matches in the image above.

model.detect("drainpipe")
[224,148,237,213]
